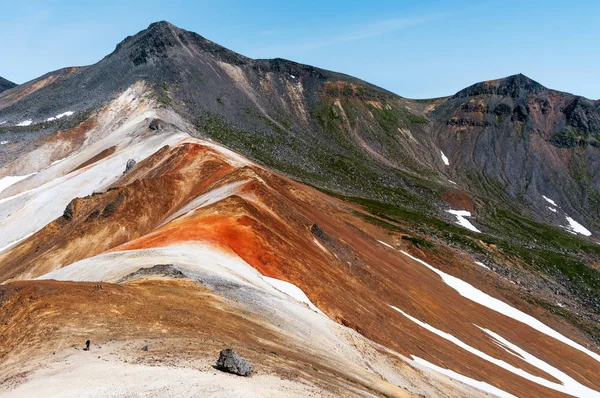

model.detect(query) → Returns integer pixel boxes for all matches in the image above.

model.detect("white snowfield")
[16,120,33,126]
[440,150,450,166]
[446,209,481,233]
[565,215,592,236]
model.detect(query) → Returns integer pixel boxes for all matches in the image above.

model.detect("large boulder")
[215,349,253,376]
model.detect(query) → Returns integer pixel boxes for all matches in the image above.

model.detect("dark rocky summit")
[215,349,253,376]
[0,76,16,93]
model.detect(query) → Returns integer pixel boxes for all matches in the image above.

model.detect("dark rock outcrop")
[117,264,185,283]
[123,159,136,174]
[215,349,253,376]
[563,97,600,134]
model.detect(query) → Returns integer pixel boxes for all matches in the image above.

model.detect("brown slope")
[0,279,408,397]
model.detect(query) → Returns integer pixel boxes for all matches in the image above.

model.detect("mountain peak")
[110,20,248,66]
[454,73,546,99]
[0,76,16,93]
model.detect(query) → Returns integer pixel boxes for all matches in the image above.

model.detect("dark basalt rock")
[215,349,253,376]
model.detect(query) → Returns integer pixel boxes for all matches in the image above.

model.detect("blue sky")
[0,0,598,99]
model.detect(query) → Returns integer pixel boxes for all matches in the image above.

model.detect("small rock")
[142,345,150,352]
[148,119,162,131]
[215,349,253,376]
[123,159,136,174]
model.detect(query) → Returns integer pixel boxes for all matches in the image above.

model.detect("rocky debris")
[117,264,186,283]
[148,119,162,131]
[123,159,136,174]
[142,344,150,352]
[215,349,253,376]
[84,339,91,351]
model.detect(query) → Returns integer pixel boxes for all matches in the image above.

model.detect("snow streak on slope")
[46,111,74,122]
[392,306,600,397]
[0,173,36,195]
[411,356,516,398]
[542,196,557,207]
[440,150,449,166]
[565,215,592,236]
[446,209,480,232]
[378,240,600,364]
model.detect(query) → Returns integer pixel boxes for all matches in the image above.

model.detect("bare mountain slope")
[1,22,600,397]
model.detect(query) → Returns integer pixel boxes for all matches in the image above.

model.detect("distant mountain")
[1,22,600,397]
[0,76,16,93]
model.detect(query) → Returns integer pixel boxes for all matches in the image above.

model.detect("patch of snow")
[291,75,296,79]
[0,173,36,195]
[378,241,600,364]
[565,216,592,236]
[448,180,457,185]
[446,209,481,233]
[50,157,68,167]
[0,141,8,145]
[263,276,323,314]
[16,120,33,127]
[474,261,490,270]
[542,196,557,207]
[440,150,449,166]
[0,231,34,253]
[393,305,600,397]
[0,121,6,125]
[46,111,74,122]
[547,207,557,213]
[412,356,516,398]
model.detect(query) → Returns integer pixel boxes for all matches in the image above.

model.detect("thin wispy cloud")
[250,13,448,56]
